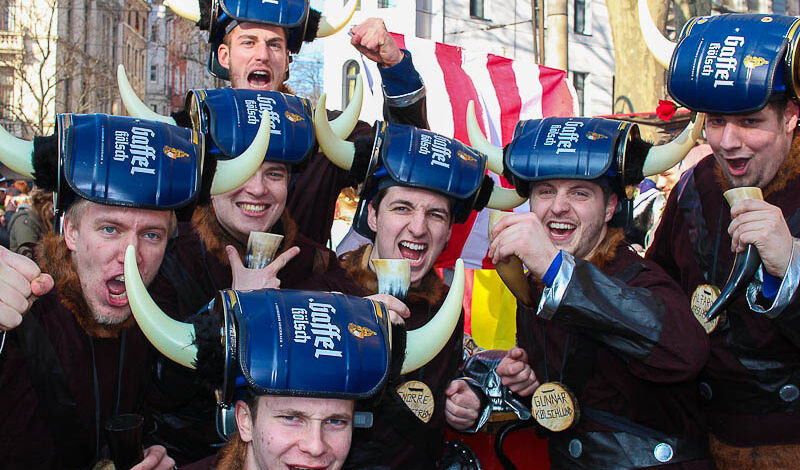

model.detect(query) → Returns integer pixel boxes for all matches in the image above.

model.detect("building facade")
[145,1,217,116]
[322,0,615,118]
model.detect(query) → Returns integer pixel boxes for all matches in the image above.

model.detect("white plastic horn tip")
[329,75,363,139]
[210,110,271,195]
[638,0,676,69]
[0,124,34,177]
[401,259,465,375]
[314,93,356,171]
[642,113,705,177]
[124,245,198,369]
[317,0,358,37]
[117,65,177,125]
[163,0,201,23]
[466,100,505,175]
[487,186,526,211]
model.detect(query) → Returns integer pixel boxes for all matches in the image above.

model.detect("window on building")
[377,0,392,7]
[574,0,592,35]
[150,64,157,82]
[342,60,360,109]
[573,72,587,116]
[0,0,13,31]
[151,23,159,41]
[470,0,485,19]
[0,67,13,119]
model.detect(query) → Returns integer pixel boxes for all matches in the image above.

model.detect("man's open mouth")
[236,202,269,215]
[548,221,576,239]
[725,157,750,176]
[248,69,272,89]
[106,274,127,303]
[398,241,428,264]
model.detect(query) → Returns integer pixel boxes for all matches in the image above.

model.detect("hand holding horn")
[705,187,767,320]
[488,211,536,306]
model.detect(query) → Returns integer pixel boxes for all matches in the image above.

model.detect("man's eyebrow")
[388,199,415,207]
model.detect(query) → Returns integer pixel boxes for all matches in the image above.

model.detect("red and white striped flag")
[358,33,577,270]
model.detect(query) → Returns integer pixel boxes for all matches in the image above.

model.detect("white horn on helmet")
[210,110,271,195]
[317,0,358,37]
[466,101,504,175]
[638,0,676,69]
[329,74,363,139]
[487,185,526,210]
[124,245,198,369]
[314,93,356,171]
[163,0,201,23]
[641,113,704,177]
[401,259,465,375]
[0,124,34,177]
[117,65,177,125]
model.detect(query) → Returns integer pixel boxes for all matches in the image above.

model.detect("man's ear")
[367,201,379,233]
[605,193,618,223]
[783,100,799,133]
[235,400,255,443]
[63,214,78,251]
[218,43,231,69]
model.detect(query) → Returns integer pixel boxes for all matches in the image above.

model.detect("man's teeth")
[114,274,125,282]
[252,71,269,77]
[109,292,128,300]
[549,222,576,230]
[238,203,267,212]
[399,241,426,251]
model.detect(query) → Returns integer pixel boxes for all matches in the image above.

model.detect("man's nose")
[551,192,570,214]
[297,423,327,457]
[407,211,427,236]
[718,122,743,152]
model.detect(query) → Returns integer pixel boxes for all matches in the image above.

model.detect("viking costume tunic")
[299,244,464,469]
[0,234,151,469]
[647,146,800,450]
[519,229,712,469]
[144,205,338,464]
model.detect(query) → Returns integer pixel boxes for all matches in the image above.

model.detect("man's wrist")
[378,50,405,68]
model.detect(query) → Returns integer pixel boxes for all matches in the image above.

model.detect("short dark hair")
[369,186,456,223]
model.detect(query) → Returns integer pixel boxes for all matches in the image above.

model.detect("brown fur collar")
[35,232,133,338]
[213,432,247,470]
[339,244,448,306]
[588,227,626,271]
[191,204,298,266]
[712,133,800,198]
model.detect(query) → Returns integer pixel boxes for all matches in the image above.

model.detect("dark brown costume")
[299,244,463,469]
[144,205,337,464]
[647,144,800,466]
[519,229,712,469]
[0,233,150,469]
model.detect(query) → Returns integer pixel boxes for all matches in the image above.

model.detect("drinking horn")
[705,187,765,321]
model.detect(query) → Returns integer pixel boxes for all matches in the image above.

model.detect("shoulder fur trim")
[213,433,246,470]
[339,244,448,305]
[36,232,132,338]
[192,205,298,266]
[588,227,626,271]
[712,134,800,197]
